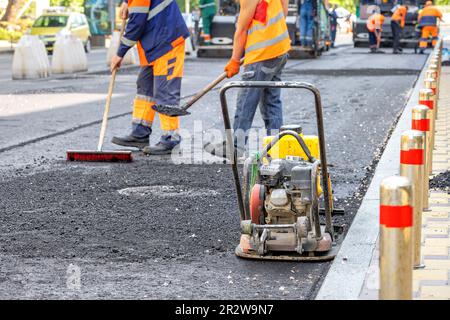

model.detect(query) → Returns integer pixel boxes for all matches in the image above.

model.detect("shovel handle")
[181,58,244,112]
[97,20,127,151]
[181,71,228,110]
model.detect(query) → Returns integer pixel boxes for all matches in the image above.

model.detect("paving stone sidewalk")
[359,65,450,300]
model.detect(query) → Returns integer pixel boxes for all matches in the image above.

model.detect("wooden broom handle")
[97,20,127,151]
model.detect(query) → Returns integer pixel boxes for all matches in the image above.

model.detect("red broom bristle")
[67,151,133,162]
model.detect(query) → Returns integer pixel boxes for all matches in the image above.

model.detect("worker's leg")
[111,66,155,149]
[331,25,337,47]
[369,31,377,52]
[202,13,214,44]
[305,10,314,47]
[144,39,185,154]
[299,9,307,46]
[419,26,431,52]
[430,26,438,47]
[204,55,289,157]
[259,54,288,134]
[391,21,400,53]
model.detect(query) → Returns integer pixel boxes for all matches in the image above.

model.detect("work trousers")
[131,41,185,138]
[201,12,215,42]
[233,54,288,146]
[299,6,314,46]
[419,25,438,49]
[391,20,403,51]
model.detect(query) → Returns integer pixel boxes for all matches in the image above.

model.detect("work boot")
[111,134,149,149]
[398,47,403,52]
[143,134,181,155]
[419,49,425,54]
[392,50,401,54]
[369,47,377,53]
[203,140,245,159]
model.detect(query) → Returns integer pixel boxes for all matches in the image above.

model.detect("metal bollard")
[426,68,439,100]
[428,63,439,81]
[412,105,431,208]
[400,130,425,268]
[419,88,436,163]
[424,77,438,119]
[380,176,413,300]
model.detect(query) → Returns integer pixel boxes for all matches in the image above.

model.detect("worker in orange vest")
[418,0,443,54]
[391,4,408,54]
[367,8,385,53]
[204,0,291,157]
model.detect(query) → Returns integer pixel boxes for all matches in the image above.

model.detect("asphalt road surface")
[0,43,426,299]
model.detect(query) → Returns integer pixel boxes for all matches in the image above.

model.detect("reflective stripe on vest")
[244,0,291,65]
[247,11,284,35]
[246,30,289,54]
[129,6,150,13]
[148,0,174,20]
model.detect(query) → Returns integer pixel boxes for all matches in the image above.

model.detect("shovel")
[152,59,243,117]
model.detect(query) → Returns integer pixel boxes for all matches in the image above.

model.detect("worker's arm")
[120,0,129,19]
[281,0,289,17]
[224,0,259,77]
[111,0,150,71]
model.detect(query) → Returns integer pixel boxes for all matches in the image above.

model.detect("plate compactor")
[219,81,342,261]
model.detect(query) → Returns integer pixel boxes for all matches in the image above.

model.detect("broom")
[67,19,132,162]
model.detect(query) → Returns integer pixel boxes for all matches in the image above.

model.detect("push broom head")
[67,150,133,162]
[152,104,190,117]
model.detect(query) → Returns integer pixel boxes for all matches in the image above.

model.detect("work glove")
[224,58,241,78]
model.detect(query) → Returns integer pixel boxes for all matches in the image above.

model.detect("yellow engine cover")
[263,134,320,160]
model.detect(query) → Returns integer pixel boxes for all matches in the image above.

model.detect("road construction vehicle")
[197,0,332,59]
[219,81,342,261]
[353,0,428,48]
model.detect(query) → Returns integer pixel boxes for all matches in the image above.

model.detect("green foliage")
[176,0,200,13]
[49,0,85,12]
[0,27,23,42]
[328,0,356,13]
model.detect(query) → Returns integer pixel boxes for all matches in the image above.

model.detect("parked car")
[29,8,92,53]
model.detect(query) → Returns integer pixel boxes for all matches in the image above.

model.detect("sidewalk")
[317,35,450,300]
[358,65,450,300]
[0,40,15,54]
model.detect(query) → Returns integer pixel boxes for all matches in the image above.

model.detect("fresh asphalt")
[0,43,427,298]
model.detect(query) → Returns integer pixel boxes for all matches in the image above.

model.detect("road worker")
[204,0,291,157]
[199,0,217,45]
[418,0,443,54]
[391,4,408,54]
[110,0,190,155]
[329,4,338,48]
[298,0,315,48]
[366,8,385,53]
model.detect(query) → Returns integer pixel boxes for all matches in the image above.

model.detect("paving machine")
[197,0,331,59]
[219,81,342,261]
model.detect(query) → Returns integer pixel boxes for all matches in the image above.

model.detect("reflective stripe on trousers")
[132,41,185,133]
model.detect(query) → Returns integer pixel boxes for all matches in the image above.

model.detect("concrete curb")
[316,52,433,300]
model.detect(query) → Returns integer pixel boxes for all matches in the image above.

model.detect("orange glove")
[224,58,240,78]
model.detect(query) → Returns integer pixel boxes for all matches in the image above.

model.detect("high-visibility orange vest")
[391,5,407,28]
[366,13,385,32]
[244,0,291,66]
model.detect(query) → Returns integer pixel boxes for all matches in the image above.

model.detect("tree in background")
[176,0,199,13]
[1,0,28,21]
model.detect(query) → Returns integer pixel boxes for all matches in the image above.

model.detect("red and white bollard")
[419,88,436,162]
[400,130,425,268]
[379,176,413,300]
[412,105,431,207]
